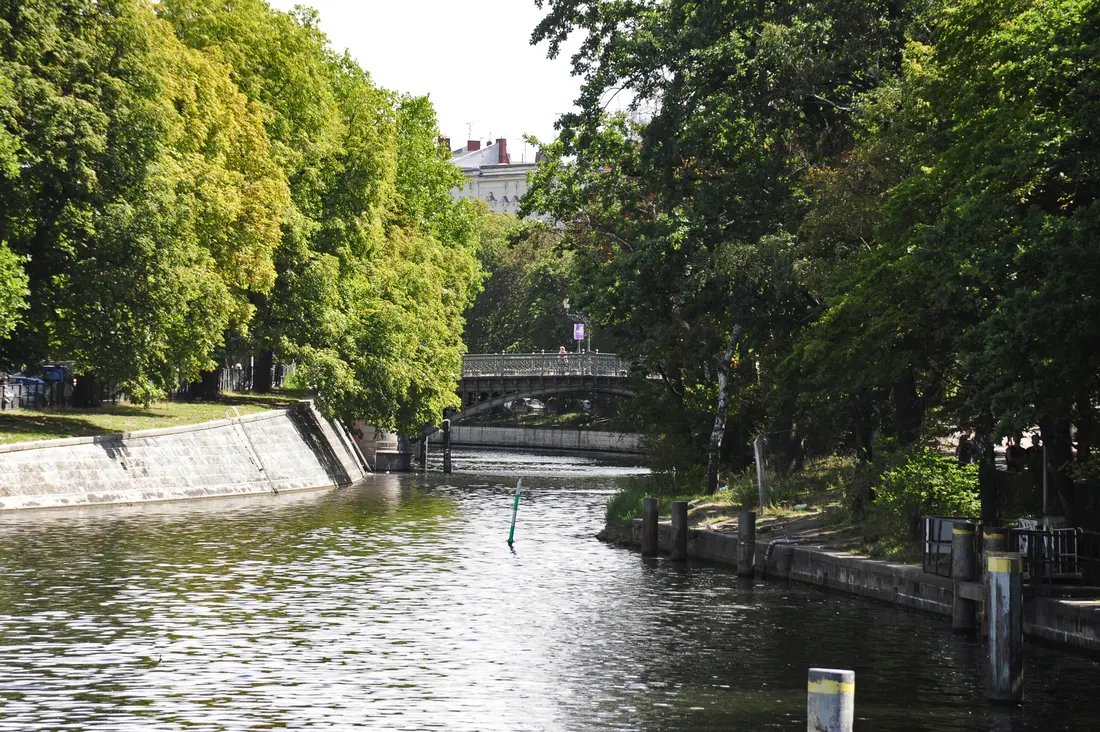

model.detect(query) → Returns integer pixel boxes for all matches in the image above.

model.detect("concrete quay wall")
[626,519,1100,653]
[0,402,367,510]
[430,425,643,454]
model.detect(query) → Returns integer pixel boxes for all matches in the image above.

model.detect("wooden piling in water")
[641,497,659,557]
[737,510,756,577]
[982,526,1007,636]
[671,500,688,561]
[442,419,452,474]
[987,552,1024,702]
[952,521,977,632]
[807,667,854,732]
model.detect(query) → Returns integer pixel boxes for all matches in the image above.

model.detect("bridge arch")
[450,383,635,423]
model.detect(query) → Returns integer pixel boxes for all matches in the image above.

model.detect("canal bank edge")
[604,520,1100,654]
[0,401,367,510]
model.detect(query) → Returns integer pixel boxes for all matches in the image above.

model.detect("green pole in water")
[507,479,522,545]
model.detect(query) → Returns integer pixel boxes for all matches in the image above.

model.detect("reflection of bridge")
[453,352,634,422]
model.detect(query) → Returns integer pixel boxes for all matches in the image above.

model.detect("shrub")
[872,446,979,541]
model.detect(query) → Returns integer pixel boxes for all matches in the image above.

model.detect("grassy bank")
[606,456,856,528]
[603,455,925,564]
[0,389,312,445]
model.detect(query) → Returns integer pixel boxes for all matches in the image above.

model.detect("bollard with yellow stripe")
[951,521,977,632]
[986,551,1024,702]
[807,667,854,732]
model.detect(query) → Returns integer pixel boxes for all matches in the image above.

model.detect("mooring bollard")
[417,437,427,468]
[983,526,1007,554]
[442,419,452,474]
[952,521,977,632]
[642,497,659,557]
[807,667,854,732]
[737,510,756,577]
[671,500,688,561]
[982,526,1008,636]
[987,552,1024,702]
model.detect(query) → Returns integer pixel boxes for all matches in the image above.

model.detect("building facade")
[446,137,539,216]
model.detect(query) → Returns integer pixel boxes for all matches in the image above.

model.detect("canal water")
[0,449,1098,731]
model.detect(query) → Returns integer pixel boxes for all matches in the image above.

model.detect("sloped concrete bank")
[0,402,368,510]
[612,519,1100,653]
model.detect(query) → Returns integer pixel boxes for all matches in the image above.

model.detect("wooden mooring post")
[987,552,1024,702]
[737,511,756,577]
[952,521,977,632]
[671,500,688,561]
[982,526,1008,636]
[641,497,659,557]
[442,419,452,474]
[807,667,854,732]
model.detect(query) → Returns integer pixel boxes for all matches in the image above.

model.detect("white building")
[447,137,540,216]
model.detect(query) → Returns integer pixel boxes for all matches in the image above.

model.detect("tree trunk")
[72,373,101,409]
[706,324,742,495]
[773,417,799,476]
[1040,417,1076,524]
[892,368,922,447]
[254,350,274,393]
[1076,390,1094,466]
[853,390,875,464]
[189,369,221,402]
[976,427,998,527]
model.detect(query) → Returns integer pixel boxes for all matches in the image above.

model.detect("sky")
[266,0,584,159]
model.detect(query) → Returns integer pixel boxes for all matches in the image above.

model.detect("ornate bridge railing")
[461,352,630,378]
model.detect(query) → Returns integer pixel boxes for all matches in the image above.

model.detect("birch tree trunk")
[706,324,742,495]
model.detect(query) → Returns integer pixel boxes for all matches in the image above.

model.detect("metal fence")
[1009,527,1100,593]
[0,380,123,411]
[919,516,1100,590]
[461,352,630,378]
[922,515,974,578]
[211,363,293,394]
[0,364,292,411]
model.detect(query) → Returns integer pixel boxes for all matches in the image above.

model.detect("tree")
[526,1,931,477]
[0,242,26,341]
[870,0,1100,520]
[0,0,285,401]
[463,218,580,354]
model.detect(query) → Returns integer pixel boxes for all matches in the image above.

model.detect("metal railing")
[923,515,973,577]
[1009,527,1100,593]
[1,364,292,411]
[461,352,630,378]
[0,380,121,411]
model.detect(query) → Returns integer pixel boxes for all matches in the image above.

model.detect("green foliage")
[463,220,578,353]
[871,447,979,540]
[534,0,1100,525]
[0,242,27,340]
[0,0,483,429]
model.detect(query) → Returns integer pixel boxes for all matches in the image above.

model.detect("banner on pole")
[574,323,585,340]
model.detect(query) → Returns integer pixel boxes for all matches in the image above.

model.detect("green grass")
[605,456,858,528]
[0,389,312,445]
[603,453,930,565]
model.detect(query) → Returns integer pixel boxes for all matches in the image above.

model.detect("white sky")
[266,0,583,157]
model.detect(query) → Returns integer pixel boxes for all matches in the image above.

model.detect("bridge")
[453,352,634,422]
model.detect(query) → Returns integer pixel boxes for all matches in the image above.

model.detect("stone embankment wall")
[429,425,643,454]
[622,519,1100,653]
[0,402,368,510]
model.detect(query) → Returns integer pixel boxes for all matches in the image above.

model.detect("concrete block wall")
[631,518,954,617]
[626,518,1100,652]
[429,425,642,454]
[0,402,366,510]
